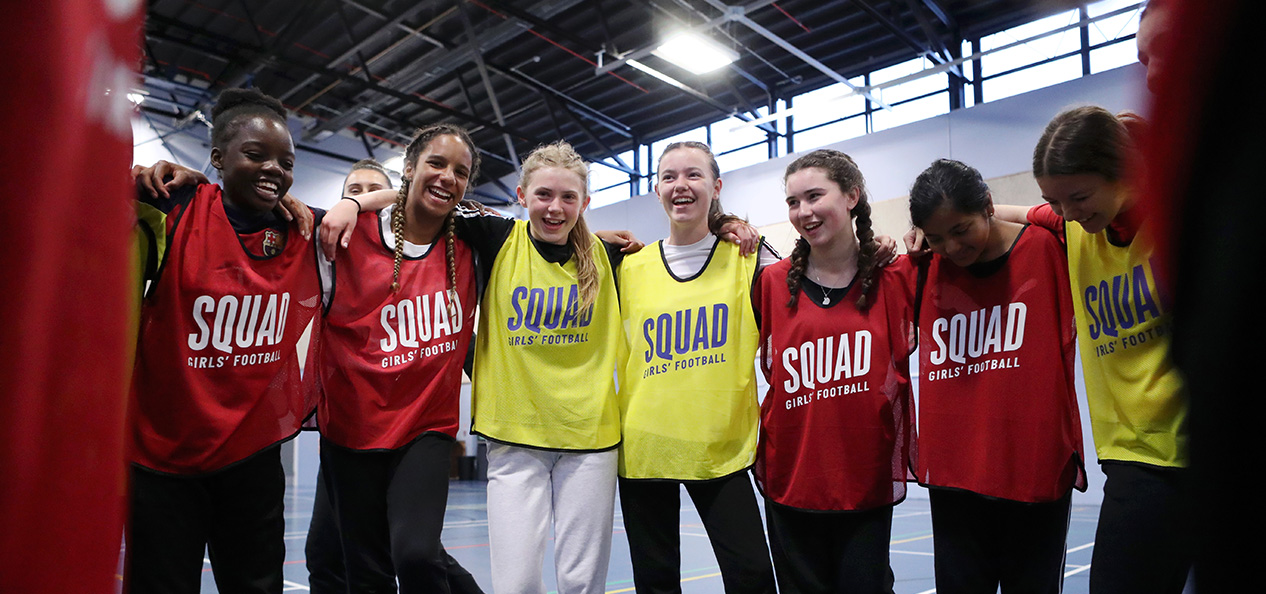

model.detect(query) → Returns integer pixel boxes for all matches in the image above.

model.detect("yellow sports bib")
[617,240,760,480]
[472,221,622,450]
[1066,221,1186,467]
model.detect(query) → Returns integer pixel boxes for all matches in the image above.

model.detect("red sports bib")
[132,184,321,474]
[755,257,917,511]
[916,226,1086,502]
[318,210,476,450]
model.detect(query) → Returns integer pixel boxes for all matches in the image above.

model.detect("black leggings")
[126,445,285,594]
[306,463,483,594]
[618,471,775,594]
[765,502,895,594]
[1089,462,1192,594]
[319,433,457,594]
[929,489,1071,594]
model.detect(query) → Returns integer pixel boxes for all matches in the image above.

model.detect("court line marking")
[1065,563,1092,577]
[891,533,934,545]
[1067,541,1095,553]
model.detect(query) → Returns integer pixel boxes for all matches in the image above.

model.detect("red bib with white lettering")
[917,225,1085,502]
[132,184,321,474]
[755,257,917,511]
[318,210,476,450]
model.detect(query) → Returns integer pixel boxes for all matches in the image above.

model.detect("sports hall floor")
[118,467,1120,593]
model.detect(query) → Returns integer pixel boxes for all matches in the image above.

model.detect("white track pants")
[485,443,617,594]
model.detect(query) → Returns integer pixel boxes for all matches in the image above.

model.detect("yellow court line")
[890,533,934,545]
[606,572,723,593]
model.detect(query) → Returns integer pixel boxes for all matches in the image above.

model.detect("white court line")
[890,549,935,557]
[283,579,311,591]
[915,587,937,594]
[1065,563,1092,577]
[893,510,932,518]
[1067,541,1095,554]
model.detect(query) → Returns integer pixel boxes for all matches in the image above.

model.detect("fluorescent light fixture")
[652,32,737,74]
[127,92,146,105]
[627,59,690,92]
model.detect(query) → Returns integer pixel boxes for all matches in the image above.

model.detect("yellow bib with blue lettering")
[617,240,760,480]
[472,221,622,450]
[1066,221,1186,467]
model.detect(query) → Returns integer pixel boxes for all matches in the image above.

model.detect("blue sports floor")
[134,476,1110,593]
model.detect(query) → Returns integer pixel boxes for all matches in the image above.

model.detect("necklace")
[810,272,839,305]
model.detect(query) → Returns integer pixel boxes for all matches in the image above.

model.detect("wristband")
[341,196,362,213]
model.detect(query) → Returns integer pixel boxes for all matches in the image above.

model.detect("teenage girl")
[1017,106,1189,593]
[128,88,322,594]
[310,148,484,594]
[753,149,916,594]
[467,140,630,594]
[616,140,779,594]
[909,159,1086,594]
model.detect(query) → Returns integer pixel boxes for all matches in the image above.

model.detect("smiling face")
[1036,172,1127,234]
[919,204,994,267]
[402,134,472,224]
[518,166,589,245]
[210,115,295,214]
[655,147,721,232]
[785,167,859,250]
[343,168,390,196]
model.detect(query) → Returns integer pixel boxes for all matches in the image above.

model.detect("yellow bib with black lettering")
[1067,222,1187,467]
[472,220,622,450]
[617,240,760,480]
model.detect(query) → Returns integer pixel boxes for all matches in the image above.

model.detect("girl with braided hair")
[752,149,916,593]
[313,124,485,594]
[127,87,323,594]
[909,158,1085,594]
[306,154,484,594]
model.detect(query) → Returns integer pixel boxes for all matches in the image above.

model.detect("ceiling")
[139,0,1075,201]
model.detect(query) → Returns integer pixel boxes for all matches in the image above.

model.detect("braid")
[445,212,458,321]
[570,217,600,314]
[390,177,409,293]
[784,237,810,308]
[852,198,879,309]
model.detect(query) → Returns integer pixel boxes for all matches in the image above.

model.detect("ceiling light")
[652,32,737,75]
[627,59,690,92]
[127,92,146,105]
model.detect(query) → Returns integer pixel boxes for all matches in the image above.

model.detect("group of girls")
[127,83,1186,594]
[750,104,1185,594]
[126,86,761,594]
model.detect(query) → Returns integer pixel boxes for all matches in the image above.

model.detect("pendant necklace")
[811,272,837,305]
